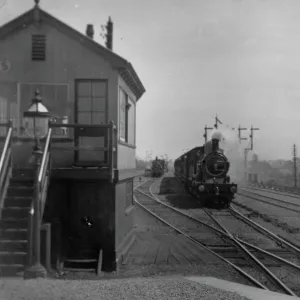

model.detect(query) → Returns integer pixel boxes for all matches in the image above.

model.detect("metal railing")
[26,128,53,270]
[49,120,116,182]
[0,120,13,207]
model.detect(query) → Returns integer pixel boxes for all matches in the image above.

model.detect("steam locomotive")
[151,157,166,177]
[174,132,237,208]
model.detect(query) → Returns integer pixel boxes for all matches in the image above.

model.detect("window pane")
[92,97,106,111]
[78,97,92,111]
[92,81,107,97]
[78,112,91,124]
[127,98,135,145]
[77,81,91,97]
[119,88,126,139]
[92,112,106,124]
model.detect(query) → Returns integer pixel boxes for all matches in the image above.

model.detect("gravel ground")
[0,276,251,300]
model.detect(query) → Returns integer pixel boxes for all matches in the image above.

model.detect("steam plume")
[210,127,245,184]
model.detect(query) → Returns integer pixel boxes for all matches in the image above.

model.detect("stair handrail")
[37,128,53,220]
[38,128,52,190]
[0,120,13,175]
[26,128,52,274]
[0,120,13,205]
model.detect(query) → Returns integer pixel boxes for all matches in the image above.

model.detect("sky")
[1,0,300,161]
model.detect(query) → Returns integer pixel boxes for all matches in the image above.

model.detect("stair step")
[4,197,32,207]
[7,187,34,197]
[0,229,27,239]
[0,252,26,264]
[64,258,98,270]
[0,264,24,276]
[9,179,34,187]
[63,268,96,273]
[0,240,27,251]
[66,259,97,263]
[0,219,28,229]
[2,207,29,218]
[12,169,35,178]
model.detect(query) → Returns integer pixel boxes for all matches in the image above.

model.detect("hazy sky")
[1,0,300,161]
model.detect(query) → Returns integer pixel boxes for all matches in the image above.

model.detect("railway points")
[156,173,300,296]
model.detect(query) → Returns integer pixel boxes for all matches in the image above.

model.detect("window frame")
[119,87,128,143]
[75,79,108,125]
[119,87,136,146]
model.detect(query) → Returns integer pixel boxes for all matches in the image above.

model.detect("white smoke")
[211,130,222,141]
[210,127,245,184]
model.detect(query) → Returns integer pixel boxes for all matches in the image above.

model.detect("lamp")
[23,89,50,155]
[23,89,49,279]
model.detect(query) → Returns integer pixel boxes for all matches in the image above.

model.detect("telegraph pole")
[203,125,213,143]
[293,144,297,188]
[101,17,113,51]
[244,125,259,185]
[249,125,260,150]
[238,125,248,143]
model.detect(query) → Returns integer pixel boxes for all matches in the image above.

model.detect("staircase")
[0,169,34,276]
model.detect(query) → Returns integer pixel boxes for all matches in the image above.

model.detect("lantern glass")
[23,100,50,139]
[24,116,49,139]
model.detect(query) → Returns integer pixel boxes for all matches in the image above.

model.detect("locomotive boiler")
[174,132,237,208]
[151,157,165,177]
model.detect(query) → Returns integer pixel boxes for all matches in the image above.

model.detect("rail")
[139,178,300,296]
[49,121,116,183]
[0,120,13,208]
[26,128,53,269]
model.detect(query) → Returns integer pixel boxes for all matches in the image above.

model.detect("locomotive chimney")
[86,24,94,39]
[212,138,219,152]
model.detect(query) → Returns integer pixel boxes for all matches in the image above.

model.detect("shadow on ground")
[158,176,202,209]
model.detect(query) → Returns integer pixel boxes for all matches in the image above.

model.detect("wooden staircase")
[0,170,34,276]
[0,122,52,278]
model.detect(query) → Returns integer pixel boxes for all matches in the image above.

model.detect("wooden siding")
[0,22,118,127]
[117,143,136,170]
[114,179,135,251]
[0,22,124,169]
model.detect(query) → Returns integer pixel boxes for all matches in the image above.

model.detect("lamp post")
[23,89,50,279]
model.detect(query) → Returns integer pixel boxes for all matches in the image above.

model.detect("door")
[74,79,108,166]
[68,182,101,256]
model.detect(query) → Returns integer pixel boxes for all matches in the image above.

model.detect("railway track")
[249,184,300,197]
[238,187,300,213]
[134,178,300,297]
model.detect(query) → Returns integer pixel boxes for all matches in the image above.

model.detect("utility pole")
[249,125,260,150]
[244,125,259,185]
[203,125,213,143]
[101,17,113,51]
[293,144,297,188]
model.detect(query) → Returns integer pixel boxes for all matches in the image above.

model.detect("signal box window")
[119,88,135,145]
[77,80,107,124]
